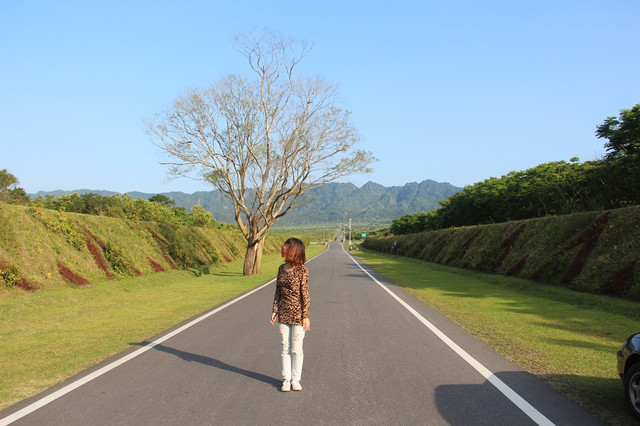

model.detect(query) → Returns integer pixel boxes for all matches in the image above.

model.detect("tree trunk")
[243,243,258,276]
[252,239,264,275]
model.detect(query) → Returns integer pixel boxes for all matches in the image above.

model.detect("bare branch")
[144,30,375,275]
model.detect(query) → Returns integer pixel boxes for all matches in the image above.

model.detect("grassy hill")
[0,203,284,291]
[362,206,640,301]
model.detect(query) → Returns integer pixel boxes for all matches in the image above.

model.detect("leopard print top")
[272,263,310,326]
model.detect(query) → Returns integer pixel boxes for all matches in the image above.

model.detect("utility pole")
[349,218,352,245]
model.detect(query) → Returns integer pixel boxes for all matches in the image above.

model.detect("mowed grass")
[0,244,326,411]
[351,249,640,425]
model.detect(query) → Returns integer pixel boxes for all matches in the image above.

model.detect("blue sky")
[1,0,639,194]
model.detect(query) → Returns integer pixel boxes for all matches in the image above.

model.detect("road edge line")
[1,243,329,425]
[0,274,280,425]
[343,246,555,426]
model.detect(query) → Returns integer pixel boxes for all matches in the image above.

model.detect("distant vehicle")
[617,332,640,420]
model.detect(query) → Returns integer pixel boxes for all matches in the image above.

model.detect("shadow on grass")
[351,250,639,423]
[357,250,640,314]
[536,335,615,353]
[186,266,211,277]
[353,252,637,338]
[208,271,244,278]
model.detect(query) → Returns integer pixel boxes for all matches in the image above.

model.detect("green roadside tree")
[0,169,18,194]
[596,103,640,158]
[191,205,216,228]
[172,207,194,226]
[149,194,176,208]
[0,169,30,205]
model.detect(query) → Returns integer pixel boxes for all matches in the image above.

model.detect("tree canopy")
[0,169,29,205]
[149,194,176,207]
[596,103,640,158]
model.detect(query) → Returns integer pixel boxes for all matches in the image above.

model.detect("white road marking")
[343,245,555,426]
[0,247,327,426]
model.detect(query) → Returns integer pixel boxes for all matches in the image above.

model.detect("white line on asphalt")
[0,247,327,426]
[343,246,555,426]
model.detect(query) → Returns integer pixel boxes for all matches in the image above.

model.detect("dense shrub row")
[31,192,220,228]
[391,104,640,234]
[363,206,640,301]
[390,156,640,234]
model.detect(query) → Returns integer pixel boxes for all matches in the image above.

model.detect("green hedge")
[363,206,640,300]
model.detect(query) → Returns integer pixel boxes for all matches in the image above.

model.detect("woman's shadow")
[137,342,281,389]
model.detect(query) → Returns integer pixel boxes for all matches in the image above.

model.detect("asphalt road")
[1,242,604,425]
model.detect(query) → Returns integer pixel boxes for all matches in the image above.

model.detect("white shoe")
[291,380,302,391]
[281,380,291,392]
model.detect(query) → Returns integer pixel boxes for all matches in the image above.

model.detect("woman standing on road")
[270,237,311,392]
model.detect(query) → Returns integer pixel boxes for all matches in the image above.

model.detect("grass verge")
[0,244,326,411]
[351,248,640,425]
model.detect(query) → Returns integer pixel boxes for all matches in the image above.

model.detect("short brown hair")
[284,237,306,265]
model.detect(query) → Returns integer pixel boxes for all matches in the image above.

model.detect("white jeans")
[278,323,305,381]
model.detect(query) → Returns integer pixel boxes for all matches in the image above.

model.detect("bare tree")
[144,31,375,275]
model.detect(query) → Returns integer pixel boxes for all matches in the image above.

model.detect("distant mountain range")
[32,180,461,226]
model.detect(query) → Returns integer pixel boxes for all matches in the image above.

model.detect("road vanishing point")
[0,242,604,425]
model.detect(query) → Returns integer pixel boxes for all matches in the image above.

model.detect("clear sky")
[1,0,639,195]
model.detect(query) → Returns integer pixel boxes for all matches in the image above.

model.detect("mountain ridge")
[31,180,462,226]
